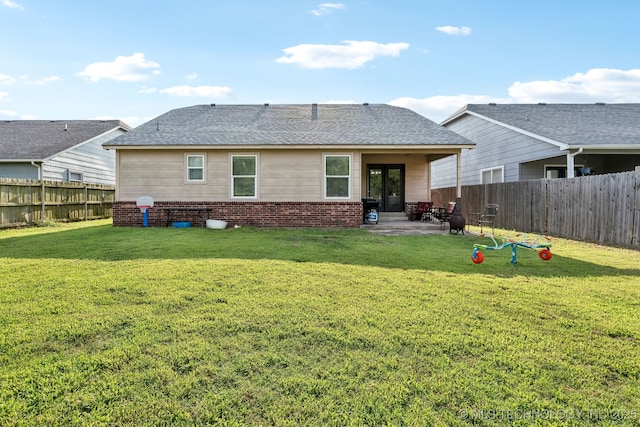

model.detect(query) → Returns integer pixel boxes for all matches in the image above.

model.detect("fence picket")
[0,179,114,227]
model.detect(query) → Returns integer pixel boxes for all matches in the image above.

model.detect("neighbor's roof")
[103,104,474,148]
[0,120,130,161]
[443,103,640,147]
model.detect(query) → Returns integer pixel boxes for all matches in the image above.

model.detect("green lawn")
[1,220,639,426]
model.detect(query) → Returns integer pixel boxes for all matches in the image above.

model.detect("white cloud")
[276,40,410,69]
[159,85,232,97]
[25,76,61,85]
[389,95,508,123]
[1,74,60,86]
[0,74,16,85]
[2,0,24,10]
[138,86,157,94]
[389,68,640,123]
[76,53,161,82]
[0,110,36,119]
[186,72,198,80]
[508,68,640,103]
[312,3,345,16]
[436,26,472,36]
[93,115,152,128]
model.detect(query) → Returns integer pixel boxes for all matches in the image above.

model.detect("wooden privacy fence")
[432,171,640,248]
[0,179,115,228]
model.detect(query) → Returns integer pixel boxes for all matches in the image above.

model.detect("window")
[481,166,504,184]
[232,155,257,197]
[545,165,583,178]
[324,155,351,198]
[186,154,205,182]
[67,170,83,182]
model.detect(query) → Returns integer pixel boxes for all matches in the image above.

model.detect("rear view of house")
[104,104,474,227]
[0,120,131,185]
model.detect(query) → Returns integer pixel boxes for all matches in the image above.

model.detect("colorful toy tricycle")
[471,233,552,265]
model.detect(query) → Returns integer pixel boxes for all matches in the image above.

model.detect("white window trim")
[185,153,206,184]
[67,169,84,183]
[480,165,504,184]
[230,154,258,199]
[323,154,351,199]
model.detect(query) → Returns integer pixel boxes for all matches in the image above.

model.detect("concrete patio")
[360,212,462,236]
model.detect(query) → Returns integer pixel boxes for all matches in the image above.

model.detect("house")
[103,104,474,227]
[0,120,131,185]
[431,103,640,188]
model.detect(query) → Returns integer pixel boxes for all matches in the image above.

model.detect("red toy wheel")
[538,249,552,261]
[471,251,485,264]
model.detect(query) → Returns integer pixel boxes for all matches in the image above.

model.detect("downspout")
[31,161,45,223]
[566,147,583,178]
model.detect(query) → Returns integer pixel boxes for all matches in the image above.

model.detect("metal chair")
[477,203,499,233]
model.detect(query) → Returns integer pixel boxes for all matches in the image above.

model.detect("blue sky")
[1,0,639,127]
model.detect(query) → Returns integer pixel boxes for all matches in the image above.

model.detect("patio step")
[377,212,408,221]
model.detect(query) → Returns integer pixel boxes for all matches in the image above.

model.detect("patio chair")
[435,201,456,229]
[476,203,499,233]
[409,201,432,221]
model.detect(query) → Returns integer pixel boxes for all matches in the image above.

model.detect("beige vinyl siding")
[116,149,361,202]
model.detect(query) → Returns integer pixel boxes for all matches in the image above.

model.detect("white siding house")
[0,120,131,185]
[432,103,640,188]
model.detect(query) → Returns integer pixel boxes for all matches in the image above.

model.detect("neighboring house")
[103,104,474,227]
[0,120,131,185]
[431,103,640,188]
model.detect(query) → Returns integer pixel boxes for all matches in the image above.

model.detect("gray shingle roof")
[0,120,129,160]
[450,103,640,147]
[104,104,474,148]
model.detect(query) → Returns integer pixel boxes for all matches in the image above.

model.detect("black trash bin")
[362,198,380,224]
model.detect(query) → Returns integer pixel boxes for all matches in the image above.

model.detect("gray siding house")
[104,103,474,227]
[431,103,640,188]
[0,120,131,185]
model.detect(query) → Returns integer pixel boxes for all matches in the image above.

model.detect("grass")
[0,219,639,426]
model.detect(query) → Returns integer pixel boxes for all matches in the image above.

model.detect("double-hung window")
[186,154,205,182]
[232,155,257,198]
[481,166,503,184]
[324,154,351,198]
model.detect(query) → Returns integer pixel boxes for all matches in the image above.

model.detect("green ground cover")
[0,220,639,426]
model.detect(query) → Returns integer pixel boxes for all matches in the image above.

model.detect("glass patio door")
[367,165,404,212]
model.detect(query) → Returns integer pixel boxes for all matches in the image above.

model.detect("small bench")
[157,206,211,227]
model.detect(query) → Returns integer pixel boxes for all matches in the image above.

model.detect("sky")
[1,0,640,128]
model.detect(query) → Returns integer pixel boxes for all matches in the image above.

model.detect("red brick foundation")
[113,201,364,228]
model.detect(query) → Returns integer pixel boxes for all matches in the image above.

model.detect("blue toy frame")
[471,233,552,265]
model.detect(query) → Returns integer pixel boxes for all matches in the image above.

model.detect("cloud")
[0,91,8,100]
[389,95,508,123]
[388,68,640,123]
[312,3,345,16]
[436,26,472,36]
[276,40,410,69]
[0,74,17,85]
[76,53,161,82]
[508,68,640,103]
[138,86,157,94]
[2,0,24,10]
[1,74,60,86]
[159,85,232,97]
[186,73,198,80]
[26,76,61,86]
[0,110,36,119]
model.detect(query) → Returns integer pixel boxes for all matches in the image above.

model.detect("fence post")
[84,185,88,221]
[41,180,46,223]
